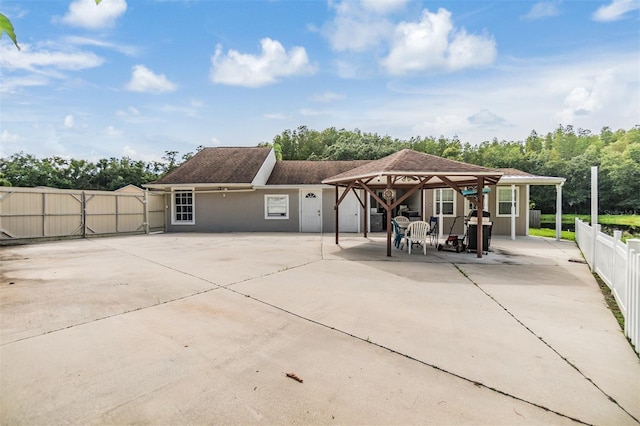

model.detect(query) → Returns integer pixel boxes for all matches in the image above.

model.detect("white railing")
[575,218,640,354]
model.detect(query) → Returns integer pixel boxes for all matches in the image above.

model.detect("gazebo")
[321,149,504,258]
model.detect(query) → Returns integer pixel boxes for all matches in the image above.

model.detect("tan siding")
[1,187,162,243]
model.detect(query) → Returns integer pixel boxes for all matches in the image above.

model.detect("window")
[172,189,194,224]
[433,189,456,216]
[265,194,289,219]
[496,187,519,217]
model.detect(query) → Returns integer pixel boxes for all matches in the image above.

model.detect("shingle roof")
[323,149,502,184]
[152,147,272,184]
[497,168,535,177]
[267,160,371,185]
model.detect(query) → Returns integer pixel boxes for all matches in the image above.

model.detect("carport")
[322,149,503,258]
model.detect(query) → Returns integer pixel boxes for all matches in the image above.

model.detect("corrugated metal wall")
[0,187,165,243]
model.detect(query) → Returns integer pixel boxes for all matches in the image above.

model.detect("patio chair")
[391,218,405,249]
[406,221,430,255]
[393,216,410,228]
[427,216,439,246]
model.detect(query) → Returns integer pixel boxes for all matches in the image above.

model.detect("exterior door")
[300,191,322,232]
[339,190,360,232]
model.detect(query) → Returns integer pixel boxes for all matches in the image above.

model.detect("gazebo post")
[363,190,368,238]
[335,185,339,245]
[386,177,392,257]
[477,176,484,259]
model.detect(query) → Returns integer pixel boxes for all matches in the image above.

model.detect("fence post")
[626,239,640,352]
[591,166,598,268]
[82,191,87,239]
[144,189,149,234]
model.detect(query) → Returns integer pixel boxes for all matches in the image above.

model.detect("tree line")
[1,126,638,214]
[263,125,640,214]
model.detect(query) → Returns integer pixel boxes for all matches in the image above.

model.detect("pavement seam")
[453,263,640,425]
[220,285,592,425]
[1,241,322,346]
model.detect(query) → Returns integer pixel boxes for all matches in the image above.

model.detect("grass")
[528,228,575,241]
[540,214,640,226]
[592,273,625,331]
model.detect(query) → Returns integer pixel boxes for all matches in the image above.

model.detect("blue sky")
[1,0,639,161]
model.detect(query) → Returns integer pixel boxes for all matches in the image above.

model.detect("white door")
[300,191,322,232]
[339,190,360,232]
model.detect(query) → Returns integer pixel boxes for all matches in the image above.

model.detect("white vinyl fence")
[575,218,640,354]
[0,187,165,243]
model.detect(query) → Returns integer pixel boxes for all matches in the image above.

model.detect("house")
[144,147,565,240]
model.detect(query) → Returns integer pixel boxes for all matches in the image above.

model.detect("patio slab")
[1,233,638,425]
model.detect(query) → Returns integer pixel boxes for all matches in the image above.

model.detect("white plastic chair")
[406,221,430,255]
[393,216,410,228]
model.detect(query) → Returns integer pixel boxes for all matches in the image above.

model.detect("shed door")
[339,190,360,232]
[301,191,322,232]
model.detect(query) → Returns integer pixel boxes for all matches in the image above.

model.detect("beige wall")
[165,187,366,234]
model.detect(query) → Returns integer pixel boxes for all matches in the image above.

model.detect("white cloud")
[468,109,506,127]
[57,0,127,29]
[360,0,409,14]
[123,145,136,157]
[312,91,346,103]
[116,106,140,117]
[0,75,49,93]
[331,51,638,144]
[64,115,75,128]
[210,38,315,87]
[1,129,20,144]
[64,36,139,56]
[592,0,640,21]
[263,113,288,120]
[106,125,123,137]
[555,68,618,123]
[322,1,395,52]
[381,8,497,74]
[125,65,177,93]
[522,1,561,20]
[0,43,104,72]
[0,130,21,157]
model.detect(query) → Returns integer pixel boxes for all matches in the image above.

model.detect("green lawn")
[528,228,576,241]
[540,214,640,226]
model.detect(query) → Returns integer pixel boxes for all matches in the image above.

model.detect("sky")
[1,0,639,162]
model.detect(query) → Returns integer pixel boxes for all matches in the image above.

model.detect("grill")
[401,210,421,222]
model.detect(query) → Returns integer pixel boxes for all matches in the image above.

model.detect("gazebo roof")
[322,149,503,189]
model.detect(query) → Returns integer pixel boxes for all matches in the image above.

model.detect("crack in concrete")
[452,263,639,425]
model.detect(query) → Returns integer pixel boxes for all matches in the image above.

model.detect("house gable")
[149,147,272,187]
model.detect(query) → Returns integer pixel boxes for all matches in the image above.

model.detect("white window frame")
[496,186,520,217]
[433,188,456,217]
[265,194,289,219]
[171,188,195,225]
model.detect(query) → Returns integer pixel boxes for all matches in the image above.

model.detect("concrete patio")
[1,233,638,425]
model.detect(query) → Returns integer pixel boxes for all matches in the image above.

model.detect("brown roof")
[152,147,272,184]
[323,149,502,186]
[267,160,370,185]
[497,168,535,177]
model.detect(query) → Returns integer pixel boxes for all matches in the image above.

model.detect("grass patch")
[540,214,640,226]
[528,228,575,241]
[592,273,625,331]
